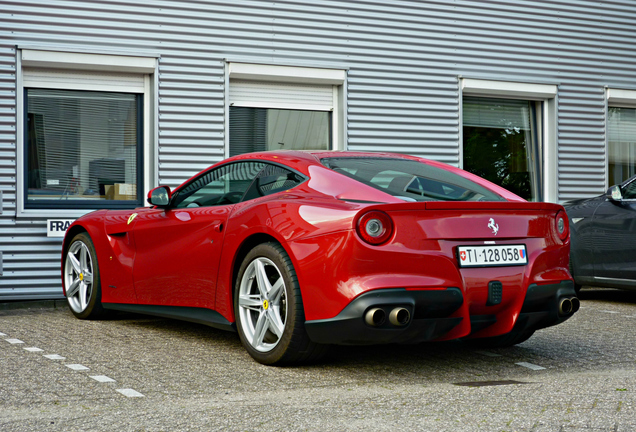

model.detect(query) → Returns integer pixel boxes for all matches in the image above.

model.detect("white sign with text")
[47,219,75,238]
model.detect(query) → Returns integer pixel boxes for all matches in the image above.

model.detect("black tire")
[63,232,106,319]
[234,242,327,365]
[463,329,535,349]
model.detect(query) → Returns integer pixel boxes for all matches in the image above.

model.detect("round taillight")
[357,211,394,245]
[555,210,569,241]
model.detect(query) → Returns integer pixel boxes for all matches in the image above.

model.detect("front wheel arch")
[61,225,88,294]
[63,231,106,319]
[62,225,87,259]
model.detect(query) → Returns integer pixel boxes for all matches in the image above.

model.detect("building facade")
[1,0,635,299]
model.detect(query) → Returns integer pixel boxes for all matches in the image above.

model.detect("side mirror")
[147,186,171,207]
[606,185,623,202]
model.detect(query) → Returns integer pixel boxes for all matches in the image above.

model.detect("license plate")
[457,244,528,267]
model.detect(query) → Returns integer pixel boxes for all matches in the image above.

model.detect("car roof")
[224,150,433,170]
[182,150,524,202]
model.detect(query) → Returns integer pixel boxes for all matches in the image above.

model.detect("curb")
[0,299,67,311]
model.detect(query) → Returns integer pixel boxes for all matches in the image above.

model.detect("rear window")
[321,157,505,202]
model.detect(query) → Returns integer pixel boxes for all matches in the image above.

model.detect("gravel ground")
[0,287,635,431]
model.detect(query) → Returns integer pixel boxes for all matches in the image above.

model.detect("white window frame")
[16,49,158,218]
[460,78,558,203]
[606,88,636,189]
[225,62,347,158]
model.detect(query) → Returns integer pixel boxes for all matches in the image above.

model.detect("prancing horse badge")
[487,218,499,235]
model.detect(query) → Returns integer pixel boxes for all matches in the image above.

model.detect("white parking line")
[43,354,66,360]
[600,310,619,314]
[475,350,502,357]
[516,362,546,371]
[116,388,144,398]
[90,375,116,383]
[1,329,145,400]
[65,364,89,371]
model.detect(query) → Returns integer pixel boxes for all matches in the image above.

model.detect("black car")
[564,175,636,292]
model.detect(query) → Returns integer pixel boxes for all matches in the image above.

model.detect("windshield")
[321,157,505,202]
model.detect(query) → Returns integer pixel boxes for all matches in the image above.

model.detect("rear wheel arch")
[231,233,295,305]
[232,240,326,364]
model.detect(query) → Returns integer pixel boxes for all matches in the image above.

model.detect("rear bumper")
[304,280,577,345]
[304,288,464,345]
[501,279,577,335]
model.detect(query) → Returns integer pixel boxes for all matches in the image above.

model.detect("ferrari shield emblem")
[127,213,138,225]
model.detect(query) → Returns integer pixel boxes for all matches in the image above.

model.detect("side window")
[172,162,265,208]
[243,164,305,200]
[623,180,636,200]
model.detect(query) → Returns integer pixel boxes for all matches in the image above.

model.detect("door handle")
[214,223,223,233]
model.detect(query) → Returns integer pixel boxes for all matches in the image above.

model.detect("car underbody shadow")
[577,286,636,304]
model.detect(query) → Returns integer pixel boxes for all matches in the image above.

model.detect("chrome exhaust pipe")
[570,297,581,314]
[365,308,386,326]
[558,298,573,315]
[389,307,410,326]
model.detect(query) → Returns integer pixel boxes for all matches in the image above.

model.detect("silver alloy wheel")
[64,240,95,314]
[237,257,287,353]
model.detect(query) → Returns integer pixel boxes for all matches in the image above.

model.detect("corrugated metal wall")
[1,0,635,299]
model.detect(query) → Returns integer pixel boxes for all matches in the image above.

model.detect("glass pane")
[608,107,636,185]
[230,107,330,156]
[322,157,505,202]
[243,164,304,200]
[463,96,542,201]
[26,89,140,206]
[623,179,636,199]
[173,162,266,208]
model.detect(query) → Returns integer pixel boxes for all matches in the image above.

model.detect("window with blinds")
[228,78,335,157]
[25,88,143,209]
[608,107,636,185]
[463,96,543,201]
[229,107,331,156]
